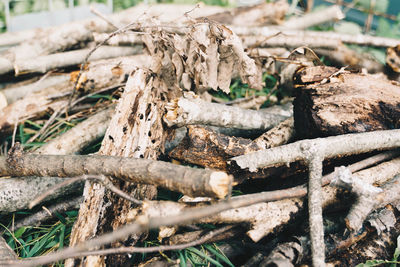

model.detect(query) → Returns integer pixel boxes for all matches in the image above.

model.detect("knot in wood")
[6,142,24,172]
[300,141,321,162]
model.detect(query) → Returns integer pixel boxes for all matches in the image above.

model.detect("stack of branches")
[0,1,400,266]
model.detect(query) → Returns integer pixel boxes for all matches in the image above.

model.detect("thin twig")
[90,5,120,29]
[11,116,18,147]
[29,175,142,209]
[38,226,232,260]
[0,189,314,267]
[10,197,82,231]
[25,105,64,144]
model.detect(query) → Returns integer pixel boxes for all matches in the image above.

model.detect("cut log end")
[209,172,233,199]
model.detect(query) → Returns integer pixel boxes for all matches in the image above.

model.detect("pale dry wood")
[66,68,180,266]
[253,117,295,149]
[3,158,399,267]
[282,5,344,30]
[0,236,17,261]
[0,3,227,74]
[230,129,400,172]
[36,107,114,155]
[93,32,143,46]
[164,94,288,131]
[241,34,342,50]
[14,46,142,75]
[231,26,400,47]
[202,1,289,26]
[0,55,149,134]
[0,176,81,213]
[0,74,69,105]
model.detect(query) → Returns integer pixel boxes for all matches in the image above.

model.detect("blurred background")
[0,0,399,37]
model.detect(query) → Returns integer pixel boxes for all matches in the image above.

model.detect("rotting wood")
[332,172,400,232]
[169,118,294,171]
[66,68,177,266]
[328,202,400,266]
[293,71,400,138]
[3,157,400,267]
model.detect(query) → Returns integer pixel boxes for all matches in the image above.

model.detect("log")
[164,94,288,130]
[169,118,294,171]
[0,176,81,213]
[36,107,114,155]
[0,55,149,135]
[0,236,17,261]
[282,5,344,30]
[66,68,184,266]
[314,45,385,74]
[231,26,400,47]
[230,129,400,172]
[293,70,400,138]
[0,74,69,105]
[0,153,231,199]
[201,1,288,26]
[14,46,142,75]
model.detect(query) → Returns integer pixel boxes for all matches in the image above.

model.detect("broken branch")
[0,152,232,199]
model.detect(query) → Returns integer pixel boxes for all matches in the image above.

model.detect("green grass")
[1,210,77,264]
[210,73,280,105]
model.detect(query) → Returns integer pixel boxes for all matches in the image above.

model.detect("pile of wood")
[0,1,400,266]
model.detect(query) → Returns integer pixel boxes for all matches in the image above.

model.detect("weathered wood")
[14,46,142,75]
[66,68,179,266]
[293,71,400,138]
[169,120,294,171]
[0,236,17,260]
[200,1,288,26]
[0,55,149,135]
[1,152,230,198]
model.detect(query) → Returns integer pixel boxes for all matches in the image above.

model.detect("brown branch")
[0,188,311,267]
[0,152,232,199]
[5,197,82,232]
[29,226,232,260]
